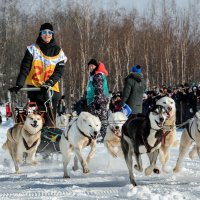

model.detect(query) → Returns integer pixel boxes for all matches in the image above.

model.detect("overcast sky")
[98,0,197,12]
[9,0,200,17]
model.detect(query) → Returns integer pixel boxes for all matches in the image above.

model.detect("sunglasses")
[40,30,54,35]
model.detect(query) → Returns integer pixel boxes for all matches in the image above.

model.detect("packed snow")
[0,106,200,200]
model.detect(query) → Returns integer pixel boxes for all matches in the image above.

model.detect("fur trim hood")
[126,72,143,82]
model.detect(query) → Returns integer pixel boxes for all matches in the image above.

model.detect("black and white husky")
[121,105,168,186]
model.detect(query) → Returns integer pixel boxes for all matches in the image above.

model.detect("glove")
[95,104,101,110]
[40,82,52,93]
[9,85,22,94]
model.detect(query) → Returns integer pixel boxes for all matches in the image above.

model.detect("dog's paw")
[145,166,154,176]
[173,166,181,173]
[15,170,21,174]
[83,167,90,173]
[162,165,171,173]
[31,161,38,165]
[134,164,143,172]
[72,165,79,171]
[153,168,160,174]
[63,175,70,178]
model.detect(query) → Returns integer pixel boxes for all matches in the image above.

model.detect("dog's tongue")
[114,130,121,137]
[31,124,37,128]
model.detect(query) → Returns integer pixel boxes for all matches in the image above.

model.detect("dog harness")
[64,119,92,146]
[186,120,195,141]
[23,138,39,150]
[9,125,23,143]
[141,129,162,153]
[162,125,176,145]
[9,127,17,143]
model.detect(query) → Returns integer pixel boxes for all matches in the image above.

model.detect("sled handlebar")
[7,87,54,121]
[19,87,41,92]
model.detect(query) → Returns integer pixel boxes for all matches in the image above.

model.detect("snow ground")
[0,106,200,200]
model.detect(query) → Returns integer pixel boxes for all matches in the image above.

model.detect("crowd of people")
[142,84,200,125]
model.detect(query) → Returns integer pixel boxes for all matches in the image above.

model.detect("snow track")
[0,112,200,199]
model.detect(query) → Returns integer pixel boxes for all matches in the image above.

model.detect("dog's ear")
[195,111,200,119]
[148,104,155,112]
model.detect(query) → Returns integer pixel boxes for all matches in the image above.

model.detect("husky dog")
[174,111,200,172]
[121,105,168,186]
[2,113,43,173]
[104,111,127,158]
[56,114,69,128]
[59,112,101,178]
[56,112,78,128]
[156,96,177,172]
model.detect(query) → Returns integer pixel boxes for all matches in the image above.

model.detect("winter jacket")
[16,37,67,91]
[87,62,109,139]
[121,72,146,114]
[86,62,109,106]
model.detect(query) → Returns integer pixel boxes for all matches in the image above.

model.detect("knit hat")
[88,59,99,68]
[131,65,142,73]
[40,23,54,32]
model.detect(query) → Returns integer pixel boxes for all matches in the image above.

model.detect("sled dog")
[2,113,43,173]
[56,112,77,128]
[59,112,101,178]
[104,111,127,158]
[121,105,168,186]
[174,111,200,172]
[156,96,177,172]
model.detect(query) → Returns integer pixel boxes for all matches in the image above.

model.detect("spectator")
[120,64,146,115]
[86,59,109,141]
[6,103,12,120]
[57,95,66,116]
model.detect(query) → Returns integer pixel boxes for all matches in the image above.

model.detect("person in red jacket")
[6,103,12,120]
[86,59,110,141]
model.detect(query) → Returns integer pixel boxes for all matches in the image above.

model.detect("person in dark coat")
[9,23,67,125]
[57,95,66,116]
[86,59,109,141]
[120,65,146,115]
[142,90,156,115]
[188,86,198,115]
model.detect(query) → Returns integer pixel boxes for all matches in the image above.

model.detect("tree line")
[0,0,200,109]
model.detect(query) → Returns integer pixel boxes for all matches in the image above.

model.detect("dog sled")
[8,87,64,157]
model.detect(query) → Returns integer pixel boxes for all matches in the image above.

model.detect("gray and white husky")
[121,105,168,186]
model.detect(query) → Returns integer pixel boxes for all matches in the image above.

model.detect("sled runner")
[8,87,64,157]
